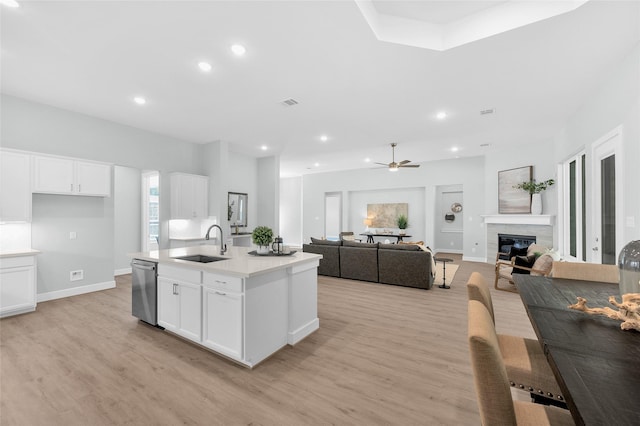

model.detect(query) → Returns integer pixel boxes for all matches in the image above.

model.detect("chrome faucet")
[205,224,227,255]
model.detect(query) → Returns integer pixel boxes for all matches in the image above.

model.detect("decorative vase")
[257,245,270,254]
[399,230,406,236]
[618,240,640,295]
[531,193,542,215]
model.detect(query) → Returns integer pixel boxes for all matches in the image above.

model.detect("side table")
[434,257,454,289]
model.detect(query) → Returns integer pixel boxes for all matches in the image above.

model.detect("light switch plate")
[70,231,77,240]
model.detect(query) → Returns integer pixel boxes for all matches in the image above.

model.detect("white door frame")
[590,125,623,263]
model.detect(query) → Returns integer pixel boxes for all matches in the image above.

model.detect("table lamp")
[363,218,372,232]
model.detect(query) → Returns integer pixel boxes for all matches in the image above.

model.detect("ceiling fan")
[374,143,420,172]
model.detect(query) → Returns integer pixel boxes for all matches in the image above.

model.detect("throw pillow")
[531,254,553,276]
[512,255,536,274]
[310,237,341,246]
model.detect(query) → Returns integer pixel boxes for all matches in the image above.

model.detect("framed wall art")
[498,166,532,214]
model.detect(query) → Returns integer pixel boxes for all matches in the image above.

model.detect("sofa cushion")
[303,243,340,277]
[379,243,421,251]
[310,237,342,246]
[343,240,378,249]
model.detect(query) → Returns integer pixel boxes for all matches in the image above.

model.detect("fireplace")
[497,233,536,260]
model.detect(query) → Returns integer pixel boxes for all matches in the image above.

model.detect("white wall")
[280,177,303,247]
[113,166,141,273]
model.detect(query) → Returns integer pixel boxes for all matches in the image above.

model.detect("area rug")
[434,262,459,286]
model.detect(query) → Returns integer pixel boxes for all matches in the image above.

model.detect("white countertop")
[0,249,41,258]
[129,245,321,278]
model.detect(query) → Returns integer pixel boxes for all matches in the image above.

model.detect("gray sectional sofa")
[303,238,435,290]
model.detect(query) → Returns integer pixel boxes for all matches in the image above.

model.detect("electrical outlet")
[69,231,77,240]
[70,270,84,281]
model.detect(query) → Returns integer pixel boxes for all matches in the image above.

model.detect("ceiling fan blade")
[398,160,411,165]
[373,162,390,166]
[398,164,420,168]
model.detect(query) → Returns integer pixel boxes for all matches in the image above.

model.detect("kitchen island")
[130,246,321,368]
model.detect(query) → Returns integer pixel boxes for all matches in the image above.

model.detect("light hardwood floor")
[0,255,537,425]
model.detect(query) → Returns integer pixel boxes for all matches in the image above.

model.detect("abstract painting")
[498,166,532,214]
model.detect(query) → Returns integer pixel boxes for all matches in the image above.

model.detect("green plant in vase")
[397,214,409,235]
[513,178,555,215]
[252,226,274,254]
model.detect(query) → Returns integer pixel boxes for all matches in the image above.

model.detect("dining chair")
[551,261,619,283]
[467,272,565,405]
[468,300,574,426]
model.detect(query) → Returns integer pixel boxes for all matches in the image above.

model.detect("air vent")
[280,98,299,107]
[480,108,495,115]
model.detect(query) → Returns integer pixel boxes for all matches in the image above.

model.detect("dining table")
[513,275,640,426]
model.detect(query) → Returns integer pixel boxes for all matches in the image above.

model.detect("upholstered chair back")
[467,272,495,324]
[552,261,619,284]
[468,300,518,425]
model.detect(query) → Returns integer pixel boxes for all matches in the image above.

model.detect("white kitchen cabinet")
[32,155,111,196]
[0,150,31,222]
[170,173,208,219]
[157,276,202,342]
[202,285,243,359]
[0,255,37,318]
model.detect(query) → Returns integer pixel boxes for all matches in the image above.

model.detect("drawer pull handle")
[215,280,227,284]
[215,291,226,296]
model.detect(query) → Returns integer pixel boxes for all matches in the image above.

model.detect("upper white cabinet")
[170,173,208,219]
[32,155,111,197]
[0,150,32,222]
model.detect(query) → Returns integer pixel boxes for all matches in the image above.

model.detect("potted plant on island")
[397,214,409,235]
[252,226,274,254]
[513,179,555,215]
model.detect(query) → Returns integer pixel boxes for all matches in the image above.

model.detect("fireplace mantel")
[481,215,555,226]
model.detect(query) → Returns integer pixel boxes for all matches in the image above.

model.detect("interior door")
[592,128,623,264]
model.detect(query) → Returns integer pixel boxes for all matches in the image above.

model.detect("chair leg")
[494,274,518,293]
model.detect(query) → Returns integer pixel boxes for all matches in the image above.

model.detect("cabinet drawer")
[0,256,35,269]
[158,264,201,283]
[203,272,243,293]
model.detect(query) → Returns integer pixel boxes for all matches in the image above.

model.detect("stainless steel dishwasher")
[131,259,158,326]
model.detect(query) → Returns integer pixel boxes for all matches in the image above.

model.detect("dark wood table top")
[513,275,640,426]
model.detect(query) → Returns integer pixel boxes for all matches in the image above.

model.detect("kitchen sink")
[172,255,226,263]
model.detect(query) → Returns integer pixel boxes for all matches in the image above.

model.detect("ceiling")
[1,1,638,177]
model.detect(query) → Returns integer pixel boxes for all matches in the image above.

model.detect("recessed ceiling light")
[133,97,146,105]
[198,62,212,72]
[314,162,320,167]
[364,158,371,163]
[436,111,447,120]
[320,135,328,142]
[0,0,20,8]
[451,147,459,152]
[231,44,246,56]
[261,145,268,151]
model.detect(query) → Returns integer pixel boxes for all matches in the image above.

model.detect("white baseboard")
[114,267,132,276]
[434,248,463,254]
[462,256,487,263]
[37,280,116,303]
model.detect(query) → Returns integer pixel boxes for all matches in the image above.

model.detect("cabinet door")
[157,277,180,332]
[192,175,208,219]
[32,156,74,194]
[177,281,202,341]
[203,287,242,359]
[0,266,36,317]
[0,151,31,222]
[76,161,111,196]
[170,173,208,219]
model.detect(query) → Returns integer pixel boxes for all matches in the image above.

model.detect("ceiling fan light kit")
[375,143,420,171]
